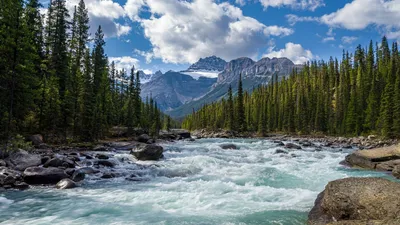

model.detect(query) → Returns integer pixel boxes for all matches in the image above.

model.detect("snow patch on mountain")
[180,70,220,80]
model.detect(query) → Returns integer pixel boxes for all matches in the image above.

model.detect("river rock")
[56,178,77,189]
[375,159,400,171]
[275,149,288,154]
[274,141,285,146]
[101,173,115,179]
[95,160,116,168]
[96,154,109,160]
[44,156,75,168]
[131,144,164,161]
[28,134,43,146]
[71,170,85,182]
[285,143,302,150]
[172,129,191,139]
[308,177,400,225]
[0,160,6,167]
[76,167,100,175]
[137,134,151,143]
[392,166,400,179]
[5,149,42,171]
[345,145,400,169]
[23,167,69,184]
[220,144,238,150]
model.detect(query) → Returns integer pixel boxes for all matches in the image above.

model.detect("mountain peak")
[186,56,227,72]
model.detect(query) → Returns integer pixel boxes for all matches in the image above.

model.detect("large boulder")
[23,167,69,184]
[56,178,77,189]
[131,144,163,161]
[6,149,42,171]
[308,177,400,225]
[345,145,400,169]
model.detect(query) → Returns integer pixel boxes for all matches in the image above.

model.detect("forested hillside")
[0,0,174,144]
[183,37,400,138]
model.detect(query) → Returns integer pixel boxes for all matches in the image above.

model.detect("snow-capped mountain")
[180,56,227,80]
[168,57,303,118]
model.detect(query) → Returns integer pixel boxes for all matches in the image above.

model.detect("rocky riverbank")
[192,129,398,149]
[0,129,193,191]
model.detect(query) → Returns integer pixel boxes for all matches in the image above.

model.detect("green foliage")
[0,0,172,143]
[183,37,400,139]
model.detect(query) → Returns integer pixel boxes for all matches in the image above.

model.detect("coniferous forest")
[0,0,174,144]
[183,37,400,139]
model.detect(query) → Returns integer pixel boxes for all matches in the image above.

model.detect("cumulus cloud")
[66,0,130,38]
[341,36,358,44]
[137,0,293,64]
[263,42,313,64]
[287,0,400,39]
[109,56,140,71]
[260,0,324,11]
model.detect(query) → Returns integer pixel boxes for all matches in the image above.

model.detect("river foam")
[0,138,391,225]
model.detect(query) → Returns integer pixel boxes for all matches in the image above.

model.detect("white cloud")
[341,36,358,44]
[109,56,140,71]
[322,37,335,42]
[137,0,293,64]
[124,0,144,21]
[288,0,400,39]
[286,14,319,26]
[66,0,130,38]
[263,42,313,64]
[327,28,335,36]
[235,0,247,6]
[260,0,324,11]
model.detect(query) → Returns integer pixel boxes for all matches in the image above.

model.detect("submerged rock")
[96,154,109,160]
[23,167,69,184]
[75,167,100,175]
[56,178,76,189]
[6,149,42,171]
[308,177,400,225]
[95,160,116,168]
[275,149,288,154]
[285,143,302,150]
[220,144,238,150]
[131,144,164,161]
[71,170,85,182]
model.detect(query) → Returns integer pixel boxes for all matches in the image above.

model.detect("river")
[0,138,391,225]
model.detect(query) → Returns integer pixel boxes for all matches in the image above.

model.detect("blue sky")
[42,0,400,73]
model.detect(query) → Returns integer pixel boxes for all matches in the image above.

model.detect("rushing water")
[0,138,392,225]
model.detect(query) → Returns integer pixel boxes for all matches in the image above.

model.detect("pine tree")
[236,73,246,132]
[227,85,234,131]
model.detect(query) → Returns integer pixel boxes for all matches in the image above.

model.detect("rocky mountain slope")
[140,56,226,111]
[168,57,302,118]
[140,71,217,111]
